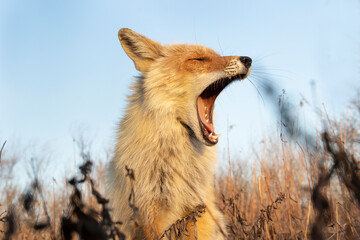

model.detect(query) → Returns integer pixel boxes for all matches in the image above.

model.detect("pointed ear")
[118,28,164,72]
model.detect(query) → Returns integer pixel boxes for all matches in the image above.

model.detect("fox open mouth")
[197,74,247,144]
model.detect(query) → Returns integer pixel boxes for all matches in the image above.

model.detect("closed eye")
[190,57,208,61]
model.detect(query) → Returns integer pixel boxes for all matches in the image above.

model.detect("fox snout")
[224,56,252,80]
[239,56,252,69]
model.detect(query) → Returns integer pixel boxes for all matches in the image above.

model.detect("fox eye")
[190,57,207,61]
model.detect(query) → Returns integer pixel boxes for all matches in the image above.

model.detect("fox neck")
[115,78,214,167]
[119,99,195,158]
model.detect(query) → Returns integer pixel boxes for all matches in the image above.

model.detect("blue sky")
[0,1,359,182]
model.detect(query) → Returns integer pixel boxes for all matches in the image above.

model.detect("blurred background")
[0,0,359,184]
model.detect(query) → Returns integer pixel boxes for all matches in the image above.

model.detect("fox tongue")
[197,96,215,133]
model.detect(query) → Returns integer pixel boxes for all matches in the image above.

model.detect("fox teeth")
[209,133,220,142]
[212,134,220,141]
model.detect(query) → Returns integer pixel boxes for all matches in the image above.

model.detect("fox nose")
[239,56,252,68]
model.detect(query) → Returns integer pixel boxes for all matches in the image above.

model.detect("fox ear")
[118,28,164,72]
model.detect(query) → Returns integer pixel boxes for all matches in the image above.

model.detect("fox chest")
[148,165,206,208]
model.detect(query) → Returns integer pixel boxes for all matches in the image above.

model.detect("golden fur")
[107,28,251,239]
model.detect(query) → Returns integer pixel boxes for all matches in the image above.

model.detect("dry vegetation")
[0,89,359,240]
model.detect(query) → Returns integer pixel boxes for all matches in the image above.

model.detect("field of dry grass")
[0,91,359,240]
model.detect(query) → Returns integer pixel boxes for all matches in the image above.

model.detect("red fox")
[107,28,252,239]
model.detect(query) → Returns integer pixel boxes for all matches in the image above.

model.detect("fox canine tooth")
[209,132,213,138]
[212,134,219,140]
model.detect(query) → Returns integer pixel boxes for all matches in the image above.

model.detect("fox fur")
[107,28,251,240]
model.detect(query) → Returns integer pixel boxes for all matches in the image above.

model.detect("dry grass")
[0,91,359,239]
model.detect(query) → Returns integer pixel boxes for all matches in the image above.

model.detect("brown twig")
[0,140,6,164]
[158,205,206,240]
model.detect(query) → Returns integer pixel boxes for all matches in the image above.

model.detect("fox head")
[118,28,251,146]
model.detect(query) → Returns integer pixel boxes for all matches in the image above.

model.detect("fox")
[106,28,252,240]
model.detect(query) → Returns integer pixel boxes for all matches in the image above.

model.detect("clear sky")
[0,1,359,182]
